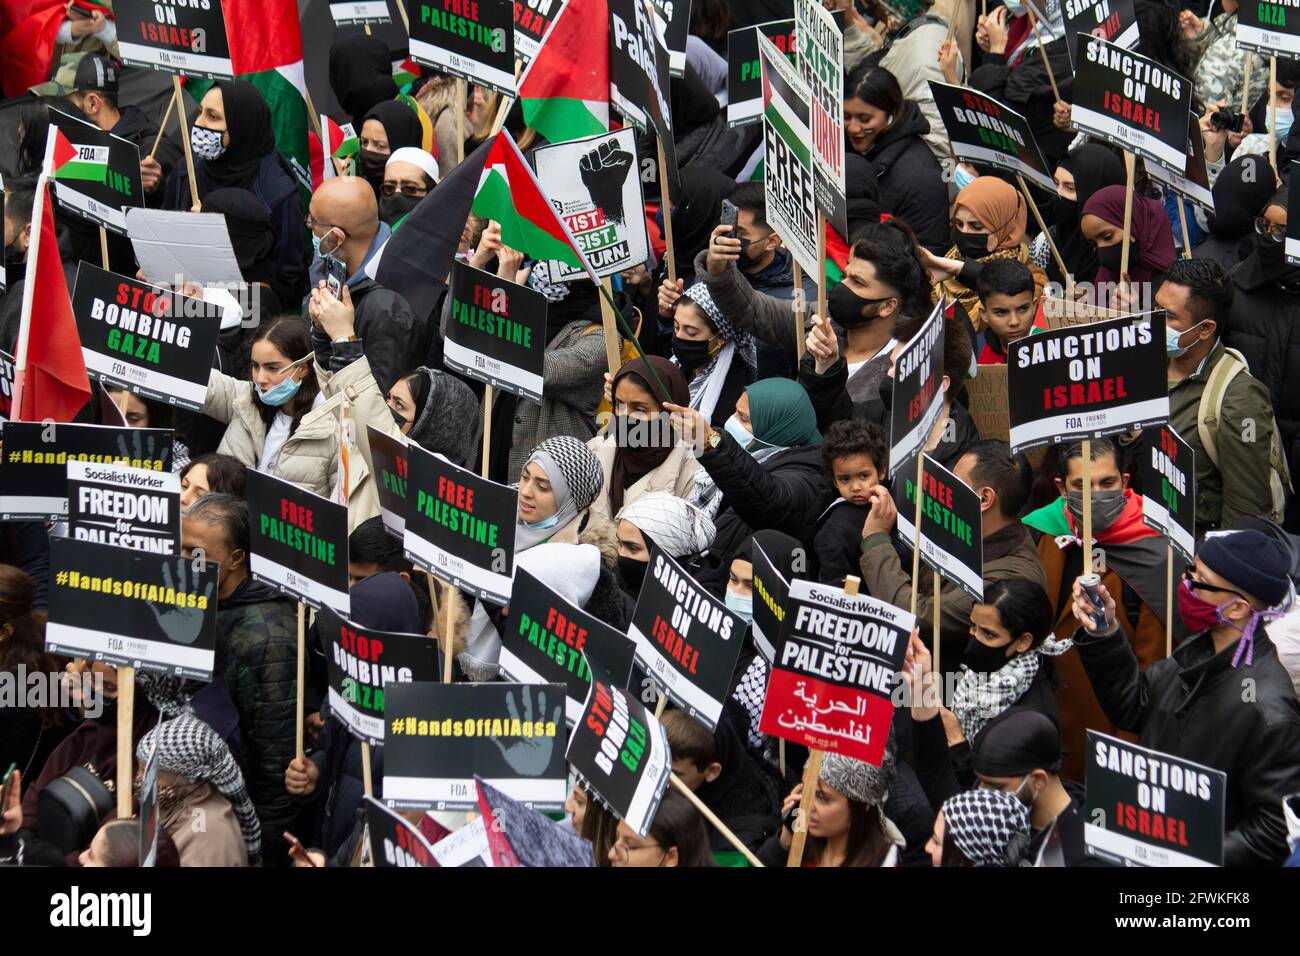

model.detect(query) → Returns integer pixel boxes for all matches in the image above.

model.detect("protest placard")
[794,0,847,239]
[648,0,691,77]
[404,446,517,604]
[331,1,393,25]
[320,605,442,747]
[444,261,547,401]
[726,19,796,127]
[46,537,218,680]
[1006,311,1170,453]
[364,797,438,867]
[126,209,244,287]
[750,534,791,664]
[1145,114,1213,213]
[927,83,1054,191]
[498,567,637,725]
[514,0,569,63]
[367,426,409,539]
[628,541,744,731]
[609,0,672,134]
[1063,0,1139,69]
[889,300,946,475]
[67,460,180,556]
[1236,0,1300,58]
[114,0,235,79]
[247,470,351,614]
[46,110,144,236]
[1070,35,1193,173]
[0,422,172,521]
[894,454,984,601]
[0,350,14,422]
[406,0,517,95]
[476,776,595,866]
[758,31,819,276]
[430,814,494,866]
[1084,731,1226,866]
[565,666,671,837]
[1287,162,1300,265]
[70,262,222,412]
[384,681,567,811]
[758,579,913,765]
[967,364,1010,443]
[1141,425,1195,563]
[534,128,650,283]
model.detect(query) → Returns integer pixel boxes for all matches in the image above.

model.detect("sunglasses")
[1182,567,1247,602]
[381,182,428,198]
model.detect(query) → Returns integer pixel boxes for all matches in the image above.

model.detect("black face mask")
[358,148,387,188]
[672,336,713,374]
[380,192,420,226]
[618,554,648,594]
[1051,195,1077,231]
[1095,239,1135,276]
[3,242,23,288]
[829,281,889,329]
[963,635,1014,674]
[954,229,993,261]
[390,404,411,429]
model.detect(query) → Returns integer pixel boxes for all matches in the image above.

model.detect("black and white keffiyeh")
[616,491,716,559]
[732,655,768,750]
[515,436,605,553]
[951,651,1041,743]
[941,789,1031,867]
[137,712,262,865]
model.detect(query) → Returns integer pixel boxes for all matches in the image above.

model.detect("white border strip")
[83,350,208,408]
[1084,822,1216,867]
[250,552,350,615]
[1071,104,1186,171]
[383,774,565,809]
[1010,398,1170,450]
[47,622,214,678]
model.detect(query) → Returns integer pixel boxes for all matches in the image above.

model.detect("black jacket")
[694,718,781,853]
[814,499,870,587]
[1074,625,1300,866]
[313,275,428,395]
[698,435,836,585]
[855,101,950,252]
[970,37,1076,171]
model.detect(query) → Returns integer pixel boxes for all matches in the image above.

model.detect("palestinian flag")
[190,0,312,201]
[761,55,811,170]
[50,128,108,184]
[518,0,609,146]
[322,116,358,180]
[471,131,599,284]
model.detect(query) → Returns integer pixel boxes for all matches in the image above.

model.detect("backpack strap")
[1195,348,1247,470]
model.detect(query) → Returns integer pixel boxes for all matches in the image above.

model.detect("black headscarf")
[670,65,721,136]
[1210,155,1276,239]
[1052,144,1125,284]
[606,356,690,514]
[971,709,1063,777]
[362,100,424,152]
[329,34,399,125]
[200,188,276,286]
[845,153,882,240]
[668,167,735,280]
[197,81,278,196]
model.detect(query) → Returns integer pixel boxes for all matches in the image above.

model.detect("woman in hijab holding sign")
[1029,144,1126,288]
[1080,185,1177,308]
[917,176,1046,331]
[590,357,697,523]
[166,80,309,307]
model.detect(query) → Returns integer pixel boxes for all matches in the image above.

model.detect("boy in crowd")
[814,419,889,585]
[974,259,1045,365]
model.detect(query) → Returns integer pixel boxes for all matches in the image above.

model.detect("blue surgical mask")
[520,512,561,531]
[724,414,755,451]
[724,587,753,622]
[1003,0,1024,15]
[954,164,977,190]
[1275,107,1295,141]
[311,226,342,260]
[1165,319,1206,357]
[256,353,314,407]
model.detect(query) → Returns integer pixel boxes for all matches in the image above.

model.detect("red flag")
[17,182,91,422]
[0,1,113,97]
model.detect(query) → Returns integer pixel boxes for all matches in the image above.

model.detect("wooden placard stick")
[1242,52,1254,117]
[1081,440,1094,575]
[99,227,109,269]
[149,88,177,160]
[456,78,467,164]
[1016,174,1069,283]
[599,276,623,375]
[295,602,306,759]
[442,580,456,684]
[670,774,764,866]
[1269,56,1279,180]
[1029,18,1061,104]
[173,75,200,210]
[481,384,494,478]
[793,260,807,362]
[1176,198,1193,259]
[361,742,374,797]
[933,570,942,676]
[116,665,135,819]
[909,454,926,618]
[657,134,677,286]
[1118,151,1136,291]
[1165,542,1174,658]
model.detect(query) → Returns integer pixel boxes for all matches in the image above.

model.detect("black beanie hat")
[972,710,1063,778]
[1199,530,1293,608]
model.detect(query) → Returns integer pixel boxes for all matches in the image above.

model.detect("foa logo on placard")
[49,887,152,937]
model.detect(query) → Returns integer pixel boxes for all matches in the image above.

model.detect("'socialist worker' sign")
[1007,311,1170,454]
[247,470,351,614]
[566,666,672,838]
[499,568,637,726]
[444,260,547,402]
[67,460,180,556]
[1069,35,1192,173]
[71,262,222,412]
[407,0,517,95]
[404,447,517,604]
[627,541,745,732]
[46,537,218,681]
[1084,731,1226,866]
[320,605,442,747]
[113,0,235,79]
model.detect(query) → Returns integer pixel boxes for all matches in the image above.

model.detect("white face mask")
[724,586,753,622]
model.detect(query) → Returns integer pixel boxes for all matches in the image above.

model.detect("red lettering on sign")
[1042,377,1128,409]
[280,499,315,532]
[436,475,475,511]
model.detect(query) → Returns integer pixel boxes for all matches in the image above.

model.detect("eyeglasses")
[304,217,348,237]
[610,838,662,863]
[1254,217,1287,242]
[382,182,428,198]
[1182,567,1248,602]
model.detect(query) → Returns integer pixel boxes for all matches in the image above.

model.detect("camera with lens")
[1210,108,1245,133]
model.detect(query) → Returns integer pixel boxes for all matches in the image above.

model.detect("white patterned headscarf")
[616,492,715,559]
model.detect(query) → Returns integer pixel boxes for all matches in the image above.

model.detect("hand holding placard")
[805,313,839,375]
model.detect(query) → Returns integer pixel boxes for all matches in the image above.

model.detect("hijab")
[197,81,278,195]
[1052,144,1125,283]
[363,100,425,153]
[200,188,275,286]
[1082,185,1177,284]
[745,378,822,450]
[616,491,716,559]
[516,436,605,552]
[679,281,756,422]
[329,34,399,125]
[606,356,690,514]
[953,177,1026,251]
[1210,155,1276,239]
[668,167,736,280]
